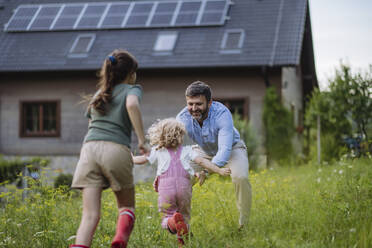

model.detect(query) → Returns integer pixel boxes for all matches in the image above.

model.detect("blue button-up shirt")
[176,101,241,167]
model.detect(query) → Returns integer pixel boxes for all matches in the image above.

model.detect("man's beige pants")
[191,140,252,226]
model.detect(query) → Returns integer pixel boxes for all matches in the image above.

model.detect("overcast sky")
[308,0,372,90]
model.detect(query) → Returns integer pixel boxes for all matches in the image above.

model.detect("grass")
[0,158,371,247]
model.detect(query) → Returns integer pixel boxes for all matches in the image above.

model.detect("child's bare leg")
[75,187,102,247]
[114,187,135,212]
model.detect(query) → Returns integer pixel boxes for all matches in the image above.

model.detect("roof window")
[69,34,95,57]
[220,29,245,54]
[153,32,178,54]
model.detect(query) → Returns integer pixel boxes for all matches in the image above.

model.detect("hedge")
[0,156,49,184]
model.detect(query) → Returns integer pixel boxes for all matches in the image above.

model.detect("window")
[20,101,60,137]
[69,34,95,57]
[220,29,245,54]
[153,32,178,53]
[214,98,249,119]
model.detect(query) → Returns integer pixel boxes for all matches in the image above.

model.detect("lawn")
[0,158,371,247]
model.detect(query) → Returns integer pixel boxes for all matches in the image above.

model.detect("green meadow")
[1,158,371,247]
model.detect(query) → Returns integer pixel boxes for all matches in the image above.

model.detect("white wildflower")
[67,235,76,241]
[34,231,44,237]
[318,168,322,173]
[339,170,343,174]
[350,228,356,233]
[316,178,321,183]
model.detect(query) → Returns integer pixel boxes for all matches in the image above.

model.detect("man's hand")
[217,167,231,176]
[138,142,150,155]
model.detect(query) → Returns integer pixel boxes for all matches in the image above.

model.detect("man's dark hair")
[185,81,212,102]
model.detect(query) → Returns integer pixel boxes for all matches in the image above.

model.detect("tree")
[305,63,372,160]
[347,66,372,150]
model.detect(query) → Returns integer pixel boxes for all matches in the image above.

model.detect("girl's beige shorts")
[71,141,133,191]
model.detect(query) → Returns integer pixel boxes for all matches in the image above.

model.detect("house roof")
[0,0,309,72]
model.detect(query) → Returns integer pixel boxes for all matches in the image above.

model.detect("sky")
[308,0,372,90]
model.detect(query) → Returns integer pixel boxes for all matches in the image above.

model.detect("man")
[176,81,252,228]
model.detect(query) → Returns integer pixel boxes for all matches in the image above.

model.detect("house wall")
[0,72,94,155]
[281,66,303,153]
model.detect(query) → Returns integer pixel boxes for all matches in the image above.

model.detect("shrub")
[232,112,259,170]
[262,87,295,165]
[54,173,73,189]
[0,157,49,184]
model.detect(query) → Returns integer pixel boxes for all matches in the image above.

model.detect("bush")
[232,113,259,170]
[262,87,295,165]
[305,64,372,160]
[0,157,49,184]
[54,173,73,189]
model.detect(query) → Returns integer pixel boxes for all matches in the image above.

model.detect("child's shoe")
[111,209,135,248]
[167,215,177,234]
[172,212,188,236]
[177,236,185,247]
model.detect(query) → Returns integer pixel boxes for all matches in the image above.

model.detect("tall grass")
[1,158,371,247]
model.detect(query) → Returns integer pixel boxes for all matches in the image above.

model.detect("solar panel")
[6,6,38,31]
[76,4,106,29]
[53,5,84,30]
[205,0,226,10]
[150,2,177,26]
[15,6,39,18]
[100,3,130,28]
[200,0,228,25]
[125,2,154,27]
[179,1,201,12]
[5,0,231,32]
[175,1,201,25]
[30,6,60,30]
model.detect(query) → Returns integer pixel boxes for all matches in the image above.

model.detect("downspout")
[261,66,270,88]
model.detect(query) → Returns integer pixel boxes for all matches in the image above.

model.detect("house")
[0,0,317,174]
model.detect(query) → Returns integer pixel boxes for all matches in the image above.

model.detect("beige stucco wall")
[0,72,94,155]
[281,66,303,153]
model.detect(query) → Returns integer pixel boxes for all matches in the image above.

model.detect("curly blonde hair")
[147,118,186,150]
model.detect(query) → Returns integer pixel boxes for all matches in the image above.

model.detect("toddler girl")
[133,118,230,245]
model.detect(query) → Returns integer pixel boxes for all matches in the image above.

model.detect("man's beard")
[190,107,209,122]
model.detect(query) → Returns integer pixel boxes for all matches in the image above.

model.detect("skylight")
[220,29,245,54]
[69,34,96,57]
[153,32,178,53]
[4,0,231,32]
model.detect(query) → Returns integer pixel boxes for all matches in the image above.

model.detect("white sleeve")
[146,147,157,164]
[184,145,198,162]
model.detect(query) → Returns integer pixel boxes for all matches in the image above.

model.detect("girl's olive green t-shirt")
[83,83,142,148]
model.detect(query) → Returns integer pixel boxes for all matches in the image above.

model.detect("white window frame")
[68,33,96,58]
[153,31,178,55]
[220,28,245,54]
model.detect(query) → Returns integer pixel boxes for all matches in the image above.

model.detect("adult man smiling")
[176,81,252,229]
